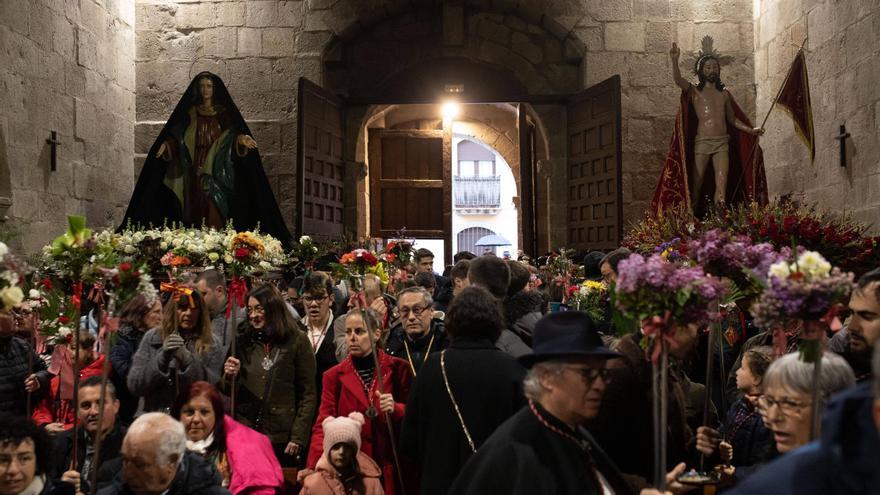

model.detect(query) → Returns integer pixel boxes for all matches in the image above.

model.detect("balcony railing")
[453,176,501,208]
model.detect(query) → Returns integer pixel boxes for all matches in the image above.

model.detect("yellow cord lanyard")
[403,331,435,377]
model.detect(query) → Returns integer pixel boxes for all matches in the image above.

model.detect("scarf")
[186,432,215,455]
[19,474,46,495]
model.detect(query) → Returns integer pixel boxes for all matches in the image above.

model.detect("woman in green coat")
[224,284,317,467]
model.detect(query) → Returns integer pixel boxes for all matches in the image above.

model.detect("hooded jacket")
[300,451,384,495]
[727,382,880,495]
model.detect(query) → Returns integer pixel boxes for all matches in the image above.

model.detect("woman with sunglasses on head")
[128,288,226,413]
[223,284,316,467]
[306,308,413,495]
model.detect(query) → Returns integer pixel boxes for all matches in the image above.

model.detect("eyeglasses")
[303,295,329,304]
[566,366,612,385]
[757,395,811,417]
[399,305,429,317]
[246,305,265,315]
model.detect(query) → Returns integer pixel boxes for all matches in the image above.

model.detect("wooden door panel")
[369,129,451,242]
[566,75,622,250]
[297,78,345,239]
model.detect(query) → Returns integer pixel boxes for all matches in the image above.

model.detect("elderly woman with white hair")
[757,352,856,454]
[98,413,227,495]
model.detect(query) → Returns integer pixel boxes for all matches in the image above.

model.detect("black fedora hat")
[518,311,621,367]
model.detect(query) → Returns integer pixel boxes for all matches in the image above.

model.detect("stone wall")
[0,0,135,253]
[754,0,880,227]
[580,0,757,223]
[134,0,312,233]
[134,0,759,247]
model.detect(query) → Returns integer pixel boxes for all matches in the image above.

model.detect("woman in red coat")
[306,308,413,495]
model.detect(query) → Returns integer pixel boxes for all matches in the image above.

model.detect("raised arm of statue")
[670,42,691,92]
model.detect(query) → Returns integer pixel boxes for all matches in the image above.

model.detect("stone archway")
[322,4,583,253]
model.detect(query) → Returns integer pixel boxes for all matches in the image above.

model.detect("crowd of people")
[1,246,879,495]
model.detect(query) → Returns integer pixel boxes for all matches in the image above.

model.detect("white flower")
[0,286,24,310]
[797,250,831,279]
[160,241,168,250]
[208,252,220,262]
[768,261,791,279]
[299,235,312,244]
[123,244,136,254]
[259,261,272,270]
[224,254,234,264]
[0,241,10,260]
[29,289,41,299]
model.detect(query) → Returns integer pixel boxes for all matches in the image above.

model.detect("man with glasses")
[447,311,631,494]
[727,347,873,494]
[385,287,448,376]
[300,272,339,398]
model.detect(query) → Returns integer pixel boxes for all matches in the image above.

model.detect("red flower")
[783,216,798,234]
[40,278,53,290]
[59,315,70,325]
[118,262,132,272]
[132,270,141,278]
[386,253,397,263]
[234,247,250,259]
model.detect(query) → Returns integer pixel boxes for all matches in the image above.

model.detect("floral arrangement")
[288,235,320,273]
[623,207,701,256]
[566,280,608,323]
[686,229,790,300]
[707,200,878,276]
[624,199,879,276]
[99,261,157,311]
[41,216,99,284]
[382,239,414,269]
[750,250,853,361]
[616,253,728,326]
[615,253,728,360]
[0,242,25,311]
[91,224,286,279]
[654,237,687,263]
[545,248,582,289]
[333,248,380,289]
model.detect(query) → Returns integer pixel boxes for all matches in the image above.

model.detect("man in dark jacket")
[400,286,526,495]
[49,376,126,494]
[586,327,700,490]
[447,311,634,495]
[0,312,50,416]
[467,255,531,358]
[414,248,452,312]
[98,413,227,495]
[727,344,880,495]
[385,287,448,376]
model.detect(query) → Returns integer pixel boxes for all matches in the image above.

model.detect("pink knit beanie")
[322,412,365,454]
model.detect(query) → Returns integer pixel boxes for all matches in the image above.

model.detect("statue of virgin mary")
[120,72,292,245]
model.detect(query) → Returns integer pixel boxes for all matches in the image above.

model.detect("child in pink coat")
[300,413,384,495]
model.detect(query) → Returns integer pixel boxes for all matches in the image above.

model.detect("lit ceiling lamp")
[442,101,460,120]
[442,84,464,121]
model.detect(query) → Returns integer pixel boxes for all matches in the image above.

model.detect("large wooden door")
[368,129,452,260]
[518,103,537,257]
[296,78,345,239]
[566,75,622,250]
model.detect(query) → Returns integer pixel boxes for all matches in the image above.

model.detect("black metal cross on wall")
[835,124,850,168]
[46,131,61,171]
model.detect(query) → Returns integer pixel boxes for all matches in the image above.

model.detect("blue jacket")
[727,382,880,495]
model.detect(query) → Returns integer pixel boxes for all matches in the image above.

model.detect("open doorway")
[356,102,533,264]
[451,136,518,258]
